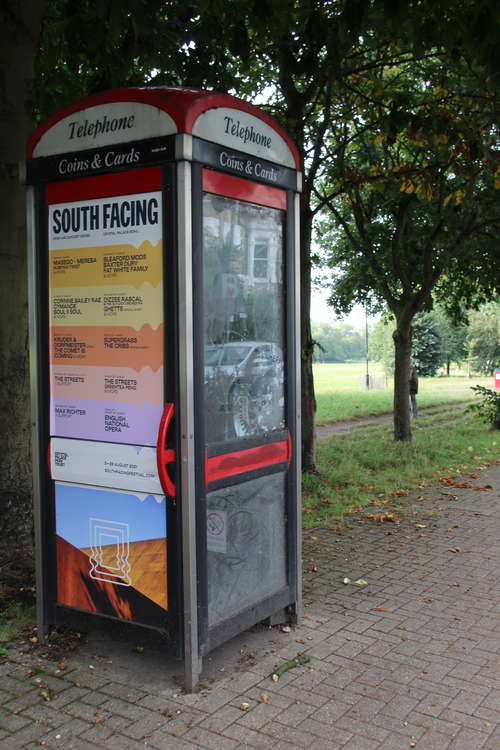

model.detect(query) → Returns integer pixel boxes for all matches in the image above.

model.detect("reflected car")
[204,341,285,438]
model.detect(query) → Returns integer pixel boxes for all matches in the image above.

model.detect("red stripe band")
[206,439,290,484]
[202,169,286,210]
[45,167,162,204]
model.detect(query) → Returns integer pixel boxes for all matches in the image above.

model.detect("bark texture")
[392,319,413,442]
[300,202,316,472]
[0,1,46,545]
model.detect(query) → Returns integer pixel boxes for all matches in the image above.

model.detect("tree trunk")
[300,202,316,473]
[392,318,413,442]
[0,0,47,546]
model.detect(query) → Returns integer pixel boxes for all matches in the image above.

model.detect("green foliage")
[433,305,468,375]
[369,316,396,374]
[312,321,365,362]
[370,310,447,376]
[313,45,500,441]
[317,50,500,322]
[411,313,442,377]
[466,304,500,375]
[12,0,500,468]
[35,0,200,119]
[369,305,496,379]
[467,386,500,429]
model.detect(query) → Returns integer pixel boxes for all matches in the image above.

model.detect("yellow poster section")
[50,283,163,329]
[50,241,162,289]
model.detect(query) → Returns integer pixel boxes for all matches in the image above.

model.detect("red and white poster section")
[26,88,301,690]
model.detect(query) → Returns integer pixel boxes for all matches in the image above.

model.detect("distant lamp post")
[365,307,370,390]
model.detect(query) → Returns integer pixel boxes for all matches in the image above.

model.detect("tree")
[0,1,47,542]
[369,317,396,375]
[4,0,500,537]
[312,321,365,362]
[0,0,200,541]
[316,51,500,441]
[433,305,468,375]
[33,0,375,474]
[411,313,442,377]
[370,309,453,377]
[467,303,500,375]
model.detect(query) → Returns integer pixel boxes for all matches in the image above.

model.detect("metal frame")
[162,163,184,654]
[292,190,302,619]
[190,163,210,656]
[28,185,57,638]
[176,158,201,690]
[191,160,301,657]
[27,186,46,637]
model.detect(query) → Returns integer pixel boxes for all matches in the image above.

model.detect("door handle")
[156,402,175,498]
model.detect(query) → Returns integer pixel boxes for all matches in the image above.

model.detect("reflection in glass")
[206,473,287,627]
[203,192,285,442]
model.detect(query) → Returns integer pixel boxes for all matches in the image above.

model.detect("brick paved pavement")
[1,463,499,749]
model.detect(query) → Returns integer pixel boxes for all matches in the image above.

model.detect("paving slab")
[0,463,498,749]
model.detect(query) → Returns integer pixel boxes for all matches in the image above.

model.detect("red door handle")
[156,403,175,498]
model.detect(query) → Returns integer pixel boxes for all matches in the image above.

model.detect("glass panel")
[206,473,287,627]
[203,192,285,443]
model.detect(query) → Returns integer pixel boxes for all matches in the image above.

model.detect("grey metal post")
[176,148,201,691]
[365,306,370,390]
[293,188,302,619]
[26,185,47,638]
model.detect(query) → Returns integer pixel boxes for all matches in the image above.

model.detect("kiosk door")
[198,170,293,646]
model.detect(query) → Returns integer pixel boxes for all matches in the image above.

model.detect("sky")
[55,482,167,549]
[310,289,370,329]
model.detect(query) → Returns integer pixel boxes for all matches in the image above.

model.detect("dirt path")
[316,400,471,439]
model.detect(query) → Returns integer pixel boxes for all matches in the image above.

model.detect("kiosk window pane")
[203,192,285,443]
[206,472,287,627]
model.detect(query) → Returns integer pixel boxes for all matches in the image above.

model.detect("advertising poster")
[48,189,163,445]
[50,438,163,495]
[55,482,168,623]
[46,171,170,623]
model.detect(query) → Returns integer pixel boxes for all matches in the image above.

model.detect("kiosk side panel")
[45,168,170,627]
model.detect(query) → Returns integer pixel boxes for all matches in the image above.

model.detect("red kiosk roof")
[27,87,300,170]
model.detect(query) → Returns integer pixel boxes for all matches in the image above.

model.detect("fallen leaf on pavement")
[271,654,311,681]
[367,513,398,523]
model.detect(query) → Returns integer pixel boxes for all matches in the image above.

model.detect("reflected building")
[203,192,285,441]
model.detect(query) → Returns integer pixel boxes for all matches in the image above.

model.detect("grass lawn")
[304,407,499,528]
[314,362,492,424]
